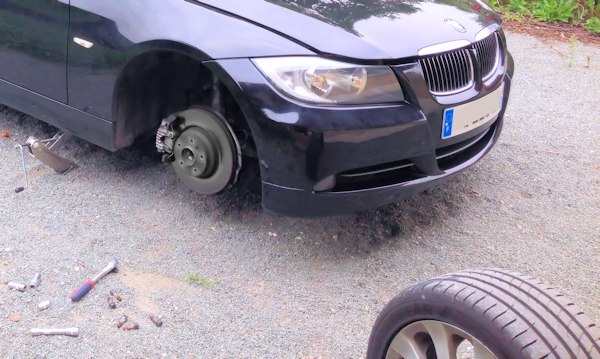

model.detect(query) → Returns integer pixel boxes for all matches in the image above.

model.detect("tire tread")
[442,268,600,359]
[466,269,600,357]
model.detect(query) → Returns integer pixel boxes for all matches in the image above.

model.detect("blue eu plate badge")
[442,109,454,139]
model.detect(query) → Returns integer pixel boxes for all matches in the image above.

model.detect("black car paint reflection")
[0,0,513,216]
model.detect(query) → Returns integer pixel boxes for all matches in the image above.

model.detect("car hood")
[193,0,501,60]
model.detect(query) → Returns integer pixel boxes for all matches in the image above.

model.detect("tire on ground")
[367,268,600,359]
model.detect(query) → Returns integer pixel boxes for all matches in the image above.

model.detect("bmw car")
[0,0,513,216]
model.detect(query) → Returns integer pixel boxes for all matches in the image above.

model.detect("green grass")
[186,273,219,288]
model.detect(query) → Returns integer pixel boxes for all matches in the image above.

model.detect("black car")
[0,0,513,216]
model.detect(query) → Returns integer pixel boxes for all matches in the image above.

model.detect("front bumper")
[210,50,514,217]
[261,117,503,216]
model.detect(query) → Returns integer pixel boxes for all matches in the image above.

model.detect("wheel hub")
[173,127,218,178]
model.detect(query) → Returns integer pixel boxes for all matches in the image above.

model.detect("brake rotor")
[170,108,241,195]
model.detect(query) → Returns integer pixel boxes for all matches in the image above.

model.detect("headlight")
[252,57,404,105]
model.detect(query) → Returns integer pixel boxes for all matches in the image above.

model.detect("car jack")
[14,131,78,193]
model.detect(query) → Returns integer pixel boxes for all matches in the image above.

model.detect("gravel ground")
[0,32,599,358]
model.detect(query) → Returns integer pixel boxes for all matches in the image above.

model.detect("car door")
[0,0,69,102]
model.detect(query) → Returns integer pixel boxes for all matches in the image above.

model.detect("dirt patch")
[503,19,600,46]
[118,267,183,314]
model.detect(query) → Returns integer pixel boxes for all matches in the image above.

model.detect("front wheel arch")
[111,42,257,157]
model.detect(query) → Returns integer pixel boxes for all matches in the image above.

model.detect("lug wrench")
[14,144,29,193]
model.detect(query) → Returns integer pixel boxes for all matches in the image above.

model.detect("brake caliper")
[155,114,179,162]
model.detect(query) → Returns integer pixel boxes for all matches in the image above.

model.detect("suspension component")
[155,114,179,161]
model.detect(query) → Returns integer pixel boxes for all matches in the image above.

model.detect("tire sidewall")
[367,291,521,359]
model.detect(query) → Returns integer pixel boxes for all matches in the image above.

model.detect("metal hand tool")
[7,281,26,292]
[70,259,118,302]
[14,131,78,192]
[31,328,79,337]
[29,273,41,288]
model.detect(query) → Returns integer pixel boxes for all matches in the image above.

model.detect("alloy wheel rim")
[386,320,496,359]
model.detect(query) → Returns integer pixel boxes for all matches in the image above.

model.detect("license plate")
[441,85,504,139]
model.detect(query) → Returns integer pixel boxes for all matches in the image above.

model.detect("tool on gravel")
[14,131,78,192]
[31,328,79,337]
[149,314,163,327]
[14,143,29,193]
[37,300,51,311]
[122,321,139,331]
[70,259,118,302]
[29,273,41,288]
[116,314,129,328]
[7,281,26,292]
[107,296,117,309]
[109,289,122,301]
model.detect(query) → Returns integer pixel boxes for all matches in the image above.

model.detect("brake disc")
[158,108,241,195]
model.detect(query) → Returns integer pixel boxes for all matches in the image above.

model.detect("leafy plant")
[532,0,578,22]
[585,0,597,14]
[506,0,533,15]
[573,3,588,24]
[488,0,504,12]
[584,17,600,32]
[493,0,600,33]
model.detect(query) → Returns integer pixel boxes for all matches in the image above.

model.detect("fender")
[67,0,313,149]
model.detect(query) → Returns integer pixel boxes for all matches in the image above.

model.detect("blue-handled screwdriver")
[70,259,118,302]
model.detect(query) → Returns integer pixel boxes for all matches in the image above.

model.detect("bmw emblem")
[444,19,467,33]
